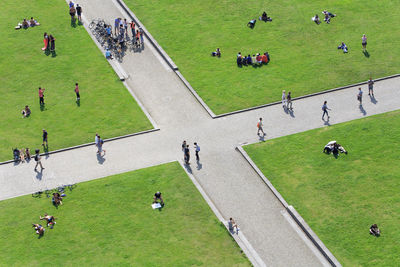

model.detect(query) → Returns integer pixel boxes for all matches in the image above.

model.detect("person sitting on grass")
[40,214,56,228]
[32,224,45,236]
[22,19,29,29]
[247,19,256,29]
[260,11,268,22]
[370,224,380,236]
[323,140,336,154]
[264,52,270,62]
[261,53,268,63]
[312,14,321,25]
[335,143,347,154]
[256,53,262,64]
[236,53,243,66]
[211,48,221,57]
[22,105,31,118]
[246,54,252,65]
[228,217,239,234]
[52,192,63,206]
[29,17,40,27]
[337,42,348,53]
[153,191,164,206]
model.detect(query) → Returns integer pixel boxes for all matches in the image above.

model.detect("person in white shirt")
[257,118,265,136]
[194,142,200,161]
[362,34,367,52]
[357,87,363,105]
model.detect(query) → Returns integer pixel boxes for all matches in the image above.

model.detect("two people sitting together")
[323,140,347,155]
[322,10,336,24]
[17,17,40,29]
[22,105,31,118]
[237,52,270,66]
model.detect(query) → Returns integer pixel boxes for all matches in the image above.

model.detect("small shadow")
[40,104,45,111]
[359,104,367,115]
[51,51,57,57]
[370,95,378,104]
[43,145,49,153]
[35,169,43,180]
[322,117,331,126]
[76,99,80,107]
[38,234,44,239]
[363,51,370,58]
[71,18,76,27]
[196,161,202,170]
[258,133,266,141]
[97,153,105,164]
[77,20,83,26]
[44,49,50,56]
[184,163,192,173]
[237,64,243,68]
[283,106,288,114]
[288,108,295,118]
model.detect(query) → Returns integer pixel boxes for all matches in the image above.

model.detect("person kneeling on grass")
[337,42,348,53]
[40,214,56,228]
[370,224,380,236]
[153,191,164,206]
[247,19,256,29]
[32,224,45,236]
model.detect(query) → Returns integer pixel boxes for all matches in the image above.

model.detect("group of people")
[323,140,348,155]
[236,52,270,66]
[42,32,56,52]
[247,11,272,29]
[114,17,144,46]
[312,10,336,25]
[32,212,58,236]
[69,1,83,23]
[13,148,31,162]
[281,90,293,110]
[182,140,200,164]
[15,17,40,29]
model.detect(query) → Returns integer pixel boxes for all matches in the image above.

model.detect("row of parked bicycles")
[89,18,143,62]
[32,184,77,198]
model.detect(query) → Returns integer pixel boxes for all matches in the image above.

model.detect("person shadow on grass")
[363,51,370,58]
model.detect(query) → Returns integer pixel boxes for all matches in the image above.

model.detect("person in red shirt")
[261,53,268,63]
[38,87,45,105]
[130,20,135,37]
[75,83,80,101]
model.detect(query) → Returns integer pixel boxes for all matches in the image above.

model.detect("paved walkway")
[2,0,400,266]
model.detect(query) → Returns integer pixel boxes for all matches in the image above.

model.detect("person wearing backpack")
[34,149,44,171]
[257,118,265,136]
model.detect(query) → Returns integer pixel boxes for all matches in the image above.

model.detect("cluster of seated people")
[15,17,40,29]
[337,42,348,53]
[323,141,347,155]
[312,10,336,25]
[237,52,270,66]
[13,148,31,162]
[369,224,380,237]
[52,192,64,206]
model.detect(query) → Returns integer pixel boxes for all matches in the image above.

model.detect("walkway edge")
[178,161,266,267]
[0,128,160,166]
[236,146,341,267]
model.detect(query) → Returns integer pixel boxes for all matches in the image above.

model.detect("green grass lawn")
[125,0,400,114]
[244,111,400,266]
[0,0,151,162]
[0,162,249,266]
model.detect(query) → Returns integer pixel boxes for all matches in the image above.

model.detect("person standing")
[38,87,45,105]
[357,87,363,105]
[181,140,186,151]
[362,34,367,52]
[123,19,128,38]
[75,83,80,101]
[49,35,56,52]
[34,149,44,171]
[257,118,265,136]
[194,142,200,161]
[130,20,135,37]
[282,90,286,108]
[139,27,144,44]
[76,4,82,22]
[368,77,374,96]
[42,129,48,147]
[287,91,293,110]
[69,5,76,22]
[114,18,120,35]
[184,145,190,164]
[322,101,330,120]
[95,133,100,153]
[98,135,106,156]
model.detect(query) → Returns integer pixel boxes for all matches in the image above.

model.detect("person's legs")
[35,161,39,171]
[196,151,199,161]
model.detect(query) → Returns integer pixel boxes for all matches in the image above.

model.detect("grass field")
[0,162,249,266]
[244,111,400,266]
[0,0,151,162]
[125,0,400,114]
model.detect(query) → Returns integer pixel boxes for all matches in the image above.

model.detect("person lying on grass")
[322,10,336,24]
[312,14,321,25]
[337,42,348,53]
[32,224,45,236]
[153,191,164,206]
[22,105,31,118]
[40,214,56,228]
[211,48,221,57]
[370,224,380,236]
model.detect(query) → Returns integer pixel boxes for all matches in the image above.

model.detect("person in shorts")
[257,118,265,136]
[362,34,367,52]
[357,87,363,105]
[38,87,45,105]
[76,4,82,22]
[368,77,374,96]
[34,149,44,171]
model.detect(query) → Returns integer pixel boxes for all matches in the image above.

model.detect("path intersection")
[1,0,400,266]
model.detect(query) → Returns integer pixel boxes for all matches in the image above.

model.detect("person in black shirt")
[42,129,48,147]
[153,191,164,205]
[76,4,82,22]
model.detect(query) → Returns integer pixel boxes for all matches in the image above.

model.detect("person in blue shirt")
[105,49,112,59]
[106,25,112,37]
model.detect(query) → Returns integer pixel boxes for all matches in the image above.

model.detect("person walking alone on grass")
[257,118,265,136]
[362,34,367,52]
[287,91,293,110]
[38,87,45,105]
[75,83,80,101]
[194,142,200,161]
[42,129,48,147]
[357,87,363,105]
[322,101,330,120]
[368,77,374,96]
[282,90,286,108]
[34,149,44,171]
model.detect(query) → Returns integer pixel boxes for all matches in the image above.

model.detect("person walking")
[34,149,44,171]
[123,19,128,38]
[95,133,100,153]
[368,77,374,96]
[287,91,293,110]
[114,18,120,35]
[76,4,82,23]
[38,87,45,105]
[257,117,265,136]
[194,142,200,161]
[42,129,48,147]
[139,27,144,44]
[181,140,186,151]
[184,145,190,164]
[281,90,286,108]
[130,20,135,37]
[75,83,80,101]
[98,135,106,156]
[357,87,363,105]
[322,101,331,120]
[362,34,367,52]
